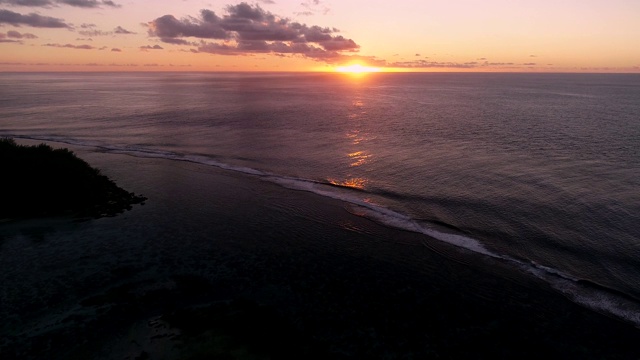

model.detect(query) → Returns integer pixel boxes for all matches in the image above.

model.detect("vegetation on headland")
[0,138,146,219]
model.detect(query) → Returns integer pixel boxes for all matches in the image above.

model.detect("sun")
[335,64,382,74]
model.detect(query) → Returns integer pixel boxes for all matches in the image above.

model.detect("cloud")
[0,9,69,27]
[296,0,330,16]
[79,29,110,36]
[0,34,21,42]
[5,30,38,38]
[0,0,120,8]
[0,0,51,5]
[139,44,163,50]
[78,25,136,37]
[147,2,358,62]
[160,37,194,45]
[389,60,478,69]
[107,63,138,67]
[110,47,121,52]
[43,42,95,49]
[484,62,514,66]
[149,11,227,39]
[316,35,357,51]
[114,26,135,34]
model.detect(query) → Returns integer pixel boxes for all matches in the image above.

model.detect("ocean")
[1,71,640,327]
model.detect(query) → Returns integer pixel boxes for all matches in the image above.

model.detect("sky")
[0,0,639,72]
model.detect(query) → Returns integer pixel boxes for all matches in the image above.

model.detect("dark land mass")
[0,138,146,219]
[1,147,639,359]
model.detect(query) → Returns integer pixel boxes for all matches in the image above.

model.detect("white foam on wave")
[8,134,640,327]
[109,149,267,176]
[263,174,640,329]
[266,176,497,257]
[9,134,103,149]
[527,266,640,328]
[111,145,640,329]
[5,134,268,177]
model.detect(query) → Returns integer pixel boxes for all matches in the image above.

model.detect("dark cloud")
[7,30,38,38]
[300,25,333,42]
[140,44,163,50]
[0,0,50,5]
[0,0,120,8]
[317,36,357,51]
[0,9,69,27]
[59,0,119,7]
[147,2,358,62]
[149,11,227,39]
[114,26,135,34]
[110,47,121,52]
[160,37,194,45]
[43,42,95,49]
[523,62,536,66]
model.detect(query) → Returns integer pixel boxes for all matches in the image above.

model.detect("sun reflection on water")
[348,151,370,167]
[329,94,373,190]
[328,177,367,189]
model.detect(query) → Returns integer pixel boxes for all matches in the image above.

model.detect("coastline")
[0,138,146,220]
[1,141,639,359]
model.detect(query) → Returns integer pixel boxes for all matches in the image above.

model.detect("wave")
[6,134,640,328]
[524,263,640,327]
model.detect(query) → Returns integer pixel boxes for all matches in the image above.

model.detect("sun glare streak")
[335,64,381,73]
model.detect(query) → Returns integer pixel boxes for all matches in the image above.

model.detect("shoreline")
[10,136,640,325]
[2,141,639,358]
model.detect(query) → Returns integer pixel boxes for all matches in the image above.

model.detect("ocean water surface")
[1,71,639,325]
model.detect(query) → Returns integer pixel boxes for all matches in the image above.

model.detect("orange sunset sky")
[1,0,639,72]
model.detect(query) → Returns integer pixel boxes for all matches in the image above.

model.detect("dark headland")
[0,138,146,220]
[1,141,639,359]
